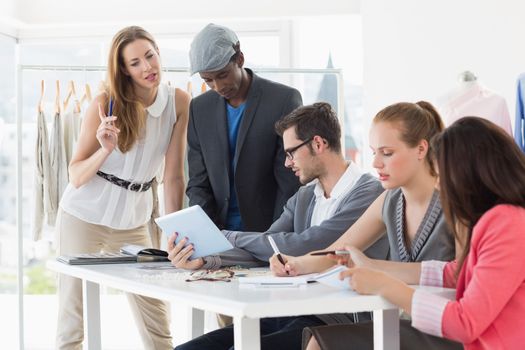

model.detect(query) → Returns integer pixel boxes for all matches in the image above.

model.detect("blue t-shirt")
[225,102,246,230]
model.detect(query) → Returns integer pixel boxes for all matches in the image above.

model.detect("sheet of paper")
[315,265,352,290]
[238,266,353,289]
[120,244,144,256]
[238,273,318,286]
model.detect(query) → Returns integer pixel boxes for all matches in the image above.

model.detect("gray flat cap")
[189,23,239,75]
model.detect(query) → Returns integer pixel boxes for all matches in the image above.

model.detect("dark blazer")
[186,69,303,232]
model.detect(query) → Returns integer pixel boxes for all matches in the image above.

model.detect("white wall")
[5,0,359,41]
[0,0,18,38]
[362,0,525,126]
[0,0,16,18]
[15,0,359,24]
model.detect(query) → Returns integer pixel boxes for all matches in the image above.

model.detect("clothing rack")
[17,64,344,121]
[19,64,343,74]
[17,64,345,145]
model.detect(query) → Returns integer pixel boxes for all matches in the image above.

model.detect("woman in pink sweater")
[305,116,525,350]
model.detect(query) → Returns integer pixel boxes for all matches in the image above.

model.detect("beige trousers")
[55,210,173,350]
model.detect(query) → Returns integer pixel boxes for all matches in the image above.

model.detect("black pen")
[310,250,351,256]
[267,236,289,275]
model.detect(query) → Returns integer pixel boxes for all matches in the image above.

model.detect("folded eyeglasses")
[185,269,235,282]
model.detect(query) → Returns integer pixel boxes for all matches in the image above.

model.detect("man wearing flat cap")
[186,23,302,238]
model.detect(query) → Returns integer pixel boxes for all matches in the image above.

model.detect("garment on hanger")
[48,110,68,225]
[33,110,53,240]
[515,73,525,152]
[439,78,512,135]
[48,81,69,225]
[62,97,82,168]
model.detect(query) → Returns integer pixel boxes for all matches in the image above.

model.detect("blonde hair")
[373,101,444,176]
[105,26,159,152]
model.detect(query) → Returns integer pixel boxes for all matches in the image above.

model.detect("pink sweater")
[412,204,525,350]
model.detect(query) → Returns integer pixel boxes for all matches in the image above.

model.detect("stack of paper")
[57,252,137,265]
[238,265,352,289]
[57,244,170,265]
[238,273,318,287]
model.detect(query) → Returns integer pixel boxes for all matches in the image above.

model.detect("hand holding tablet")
[155,205,233,259]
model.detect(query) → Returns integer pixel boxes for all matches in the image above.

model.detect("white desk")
[47,261,454,350]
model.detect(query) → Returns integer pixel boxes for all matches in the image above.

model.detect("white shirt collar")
[145,83,169,118]
[313,161,363,200]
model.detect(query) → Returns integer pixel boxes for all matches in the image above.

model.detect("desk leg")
[189,307,205,339]
[373,309,399,350]
[82,280,101,350]
[234,317,260,350]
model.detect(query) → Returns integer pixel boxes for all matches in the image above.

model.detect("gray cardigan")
[202,173,389,269]
[384,188,455,262]
[317,188,455,325]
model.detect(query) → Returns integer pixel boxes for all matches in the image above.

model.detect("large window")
[295,15,364,164]
[0,32,19,349]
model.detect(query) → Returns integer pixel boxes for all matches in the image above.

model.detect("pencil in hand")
[310,250,351,256]
[267,236,289,275]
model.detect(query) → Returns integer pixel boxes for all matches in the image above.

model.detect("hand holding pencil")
[267,236,289,275]
[96,98,120,153]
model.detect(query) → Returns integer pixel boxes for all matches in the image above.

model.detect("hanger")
[38,80,45,113]
[63,80,78,111]
[55,80,61,115]
[80,83,92,106]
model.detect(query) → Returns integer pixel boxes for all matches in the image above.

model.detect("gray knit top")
[384,188,455,262]
[317,188,455,325]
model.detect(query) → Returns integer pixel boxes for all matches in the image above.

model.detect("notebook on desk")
[57,244,170,265]
[57,252,136,265]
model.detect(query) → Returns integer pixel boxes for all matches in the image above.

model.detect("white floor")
[2,293,219,350]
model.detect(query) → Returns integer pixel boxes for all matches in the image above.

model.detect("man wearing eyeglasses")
[170,102,389,350]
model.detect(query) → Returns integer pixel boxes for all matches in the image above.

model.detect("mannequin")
[458,70,477,82]
[437,70,512,135]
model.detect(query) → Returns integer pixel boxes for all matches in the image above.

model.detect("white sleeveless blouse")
[60,84,176,229]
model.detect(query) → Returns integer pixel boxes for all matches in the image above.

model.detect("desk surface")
[47,260,455,320]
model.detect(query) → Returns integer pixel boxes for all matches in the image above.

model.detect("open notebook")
[238,265,352,289]
[57,244,169,265]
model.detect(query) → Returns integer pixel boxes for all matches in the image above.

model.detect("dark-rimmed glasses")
[285,138,313,161]
[185,269,235,282]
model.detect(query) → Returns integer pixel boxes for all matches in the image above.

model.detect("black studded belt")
[96,171,154,192]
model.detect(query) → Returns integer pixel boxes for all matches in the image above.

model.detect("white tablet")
[155,205,233,259]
